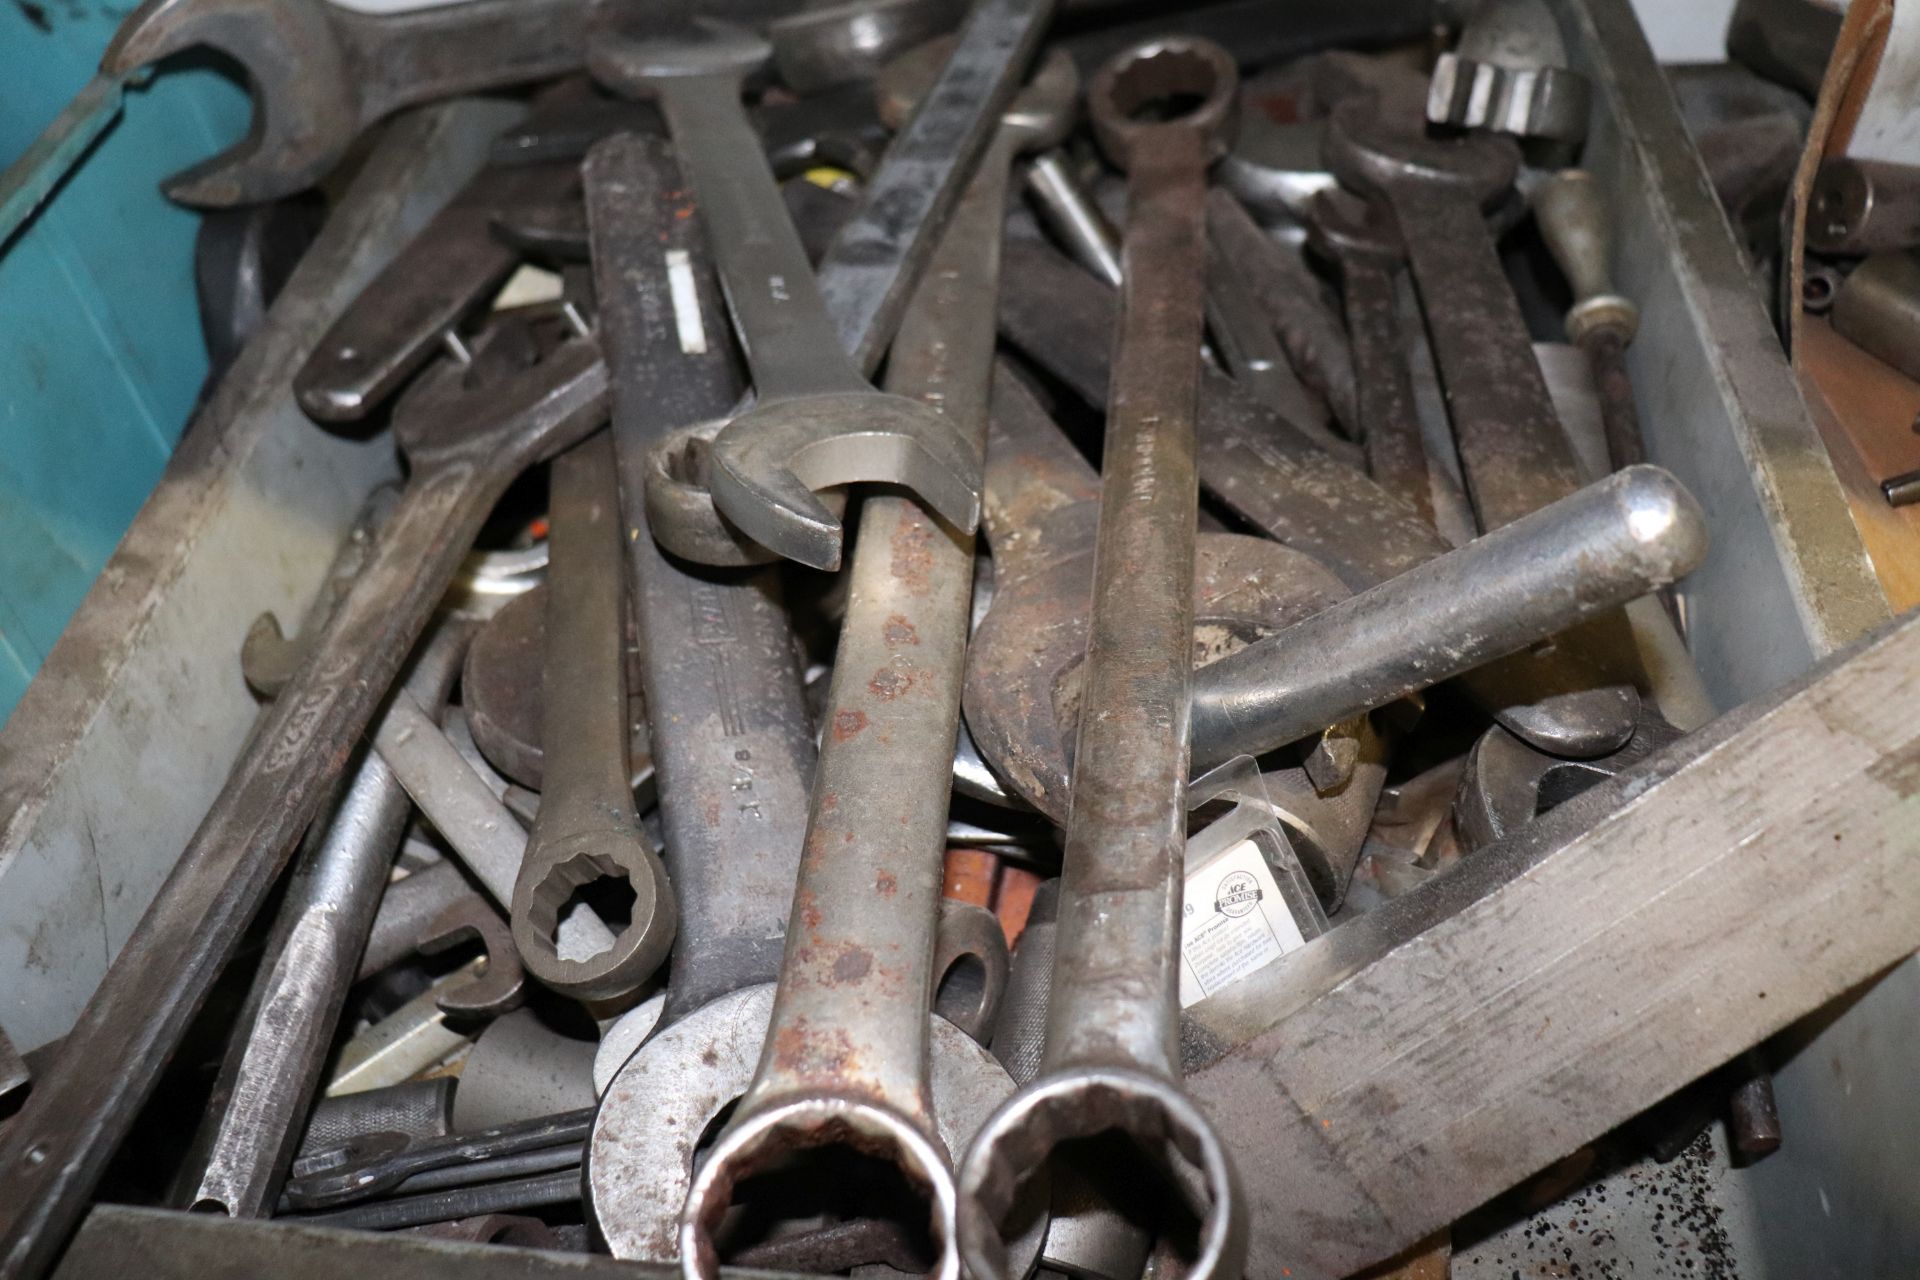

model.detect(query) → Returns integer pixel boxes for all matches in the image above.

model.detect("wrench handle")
[659,76,867,401]
[1046,132,1208,1079]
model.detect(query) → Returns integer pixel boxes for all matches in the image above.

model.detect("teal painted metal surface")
[0,4,249,720]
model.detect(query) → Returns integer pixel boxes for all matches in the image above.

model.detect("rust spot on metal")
[832,948,874,983]
[868,666,912,700]
[884,614,920,646]
[889,519,936,594]
[771,1022,859,1077]
[876,871,898,898]
[833,710,869,740]
[796,888,823,933]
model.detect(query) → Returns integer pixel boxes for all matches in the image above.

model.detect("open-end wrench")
[0,306,610,1278]
[186,610,472,1219]
[510,429,676,1003]
[590,24,985,572]
[100,0,647,206]
[1325,95,1646,759]
[957,36,1247,1280]
[675,46,1069,1280]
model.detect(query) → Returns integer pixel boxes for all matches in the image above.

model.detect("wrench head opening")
[681,1098,960,1280]
[103,0,357,206]
[769,0,970,95]
[1087,36,1240,172]
[589,21,773,98]
[509,833,676,1004]
[640,418,842,568]
[1324,96,1519,211]
[876,39,1079,152]
[1305,188,1403,266]
[957,1067,1248,1280]
[708,392,983,572]
[589,986,1044,1273]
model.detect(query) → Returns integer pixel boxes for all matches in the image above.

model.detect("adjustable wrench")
[590,24,983,572]
[511,429,676,1002]
[957,36,1247,1280]
[676,47,1069,1280]
[1326,96,1645,759]
[0,308,609,1279]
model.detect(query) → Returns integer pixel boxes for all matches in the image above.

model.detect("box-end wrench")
[589,24,982,572]
[674,50,1068,1280]
[0,310,610,1279]
[1325,97,1645,759]
[509,428,676,1003]
[957,36,1247,1280]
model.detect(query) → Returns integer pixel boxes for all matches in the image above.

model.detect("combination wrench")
[592,25,1003,571]
[581,128,1032,1272]
[956,36,1248,1280]
[0,303,609,1279]
[674,46,1070,1280]
[510,429,676,1003]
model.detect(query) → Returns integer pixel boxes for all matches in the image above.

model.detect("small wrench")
[0,308,610,1277]
[591,23,984,571]
[957,36,1247,1280]
[677,44,1069,1280]
[511,429,677,1003]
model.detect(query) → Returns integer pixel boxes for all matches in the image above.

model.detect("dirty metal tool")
[1452,708,1685,851]
[676,45,1067,1280]
[1305,189,1432,524]
[768,0,968,92]
[1426,0,1592,145]
[0,304,610,1278]
[957,35,1247,1280]
[962,365,1348,821]
[419,897,528,1021]
[100,0,643,205]
[185,613,472,1219]
[1534,168,1649,474]
[284,1108,595,1212]
[1808,156,1920,256]
[590,24,983,571]
[1189,466,1707,770]
[583,130,1031,1273]
[1828,250,1920,385]
[360,861,492,982]
[1327,96,1644,759]
[510,430,676,1003]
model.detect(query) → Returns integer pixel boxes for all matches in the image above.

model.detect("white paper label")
[1179,837,1308,1008]
[666,249,709,355]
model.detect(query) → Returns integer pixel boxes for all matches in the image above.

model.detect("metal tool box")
[0,0,1910,1272]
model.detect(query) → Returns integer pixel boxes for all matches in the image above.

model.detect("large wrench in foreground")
[676,51,1069,1280]
[958,35,1247,1280]
[0,314,608,1280]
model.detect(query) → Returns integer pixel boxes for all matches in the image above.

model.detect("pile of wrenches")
[6,2,1817,1278]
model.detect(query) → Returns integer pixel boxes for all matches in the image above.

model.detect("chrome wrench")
[957,35,1247,1280]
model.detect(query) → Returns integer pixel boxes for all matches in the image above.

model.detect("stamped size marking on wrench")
[957,36,1248,1280]
[591,24,985,571]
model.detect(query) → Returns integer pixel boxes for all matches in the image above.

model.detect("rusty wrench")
[0,308,607,1278]
[675,48,1071,1280]
[957,36,1247,1280]
[591,24,983,571]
